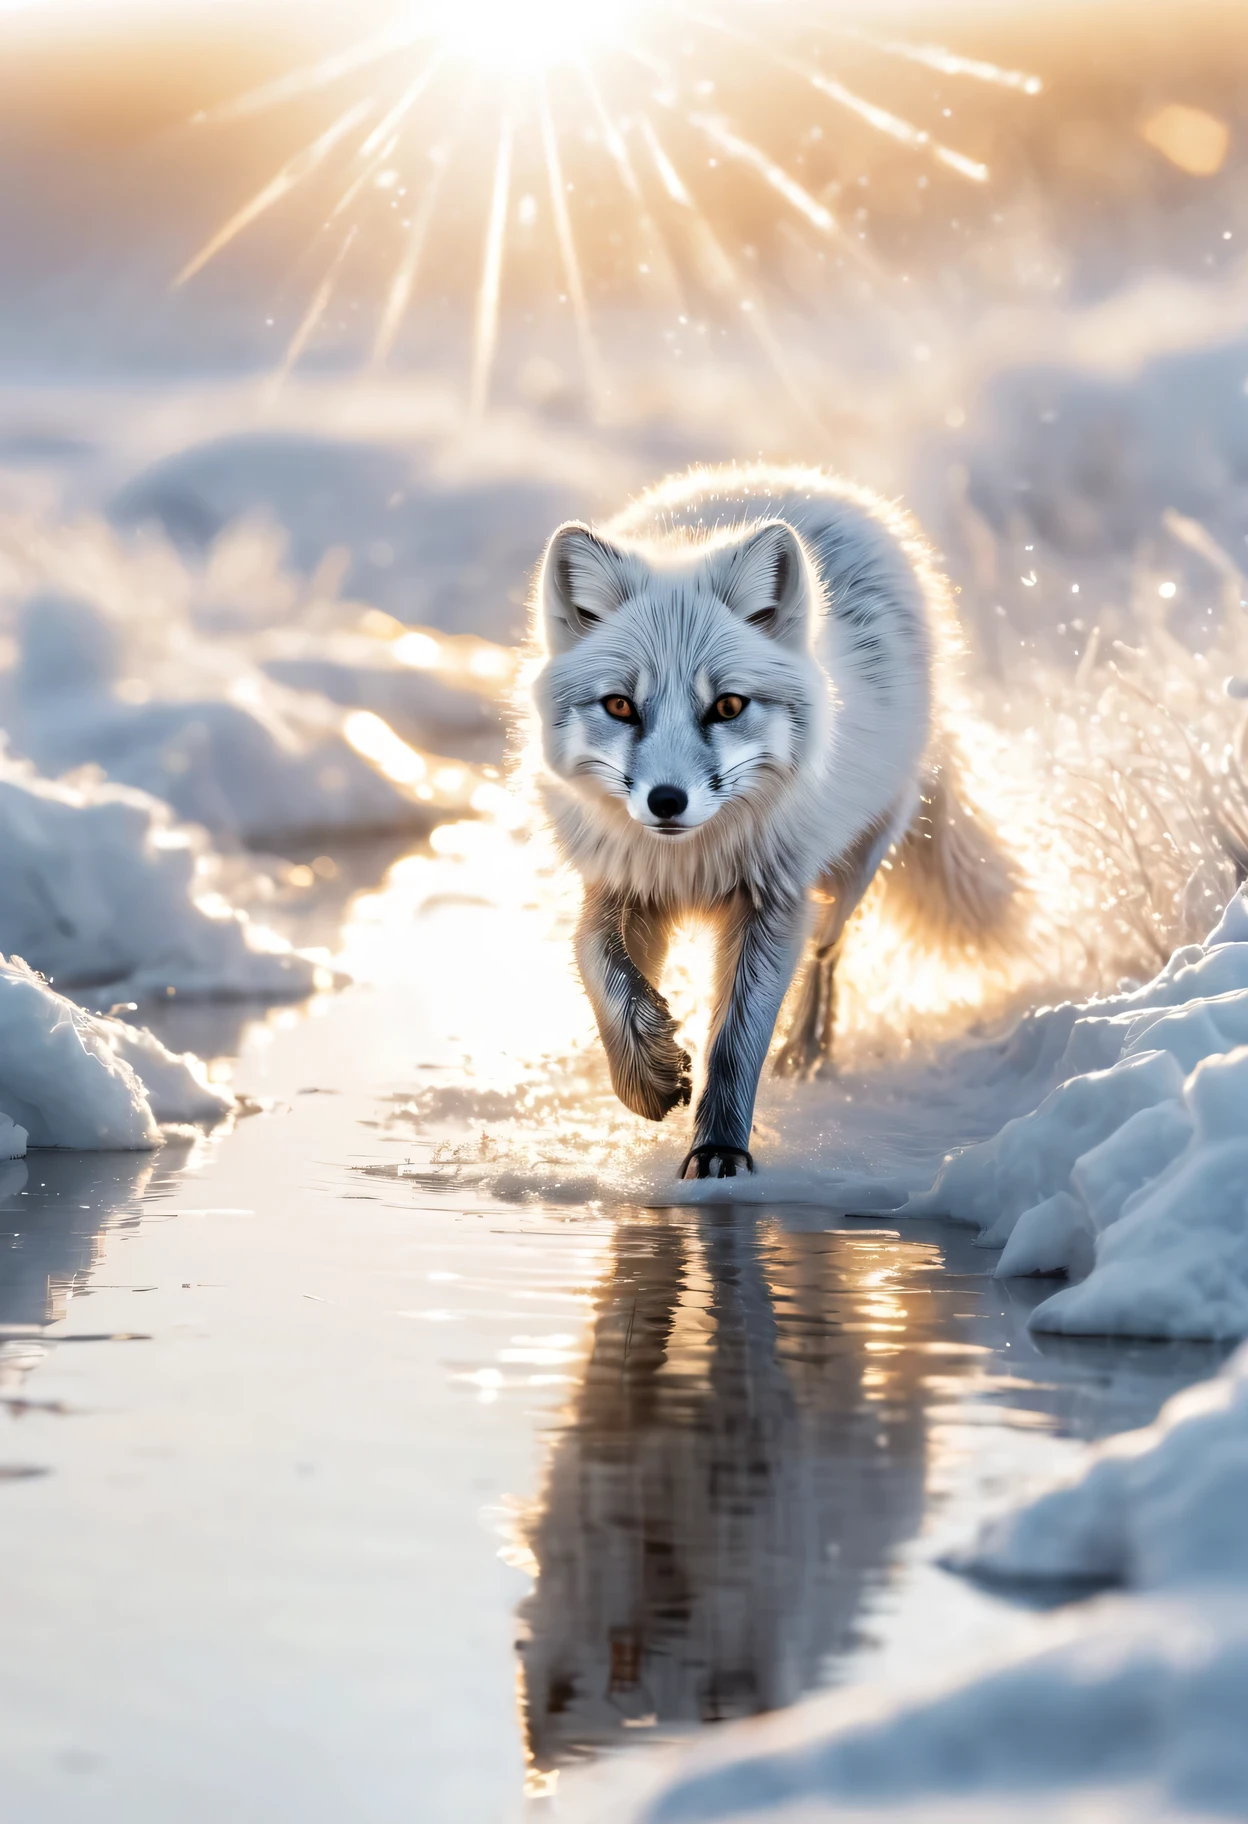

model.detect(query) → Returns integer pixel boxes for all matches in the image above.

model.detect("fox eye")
[602,695,639,724]
[711,693,748,722]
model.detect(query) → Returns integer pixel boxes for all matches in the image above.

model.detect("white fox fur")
[527,463,1020,1179]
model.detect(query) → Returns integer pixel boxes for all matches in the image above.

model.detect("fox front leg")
[576,884,692,1123]
[682,890,809,1179]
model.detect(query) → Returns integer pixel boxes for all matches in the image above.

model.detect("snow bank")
[904,888,1248,1340]
[108,430,585,640]
[955,1342,1248,1591]
[0,957,231,1153]
[612,1593,1248,1824]
[0,746,317,1001]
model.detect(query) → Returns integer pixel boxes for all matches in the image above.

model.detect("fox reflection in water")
[517,1209,952,1768]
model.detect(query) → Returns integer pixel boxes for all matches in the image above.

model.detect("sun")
[173,2,1041,417]
[410,0,644,71]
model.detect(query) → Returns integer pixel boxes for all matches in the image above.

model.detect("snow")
[0,586,479,845]
[895,893,1248,1340]
[605,1594,1248,1823]
[108,429,586,639]
[0,744,317,1002]
[956,1342,1248,1591]
[0,956,232,1153]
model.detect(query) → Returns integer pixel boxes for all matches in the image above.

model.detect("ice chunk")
[0,957,231,1149]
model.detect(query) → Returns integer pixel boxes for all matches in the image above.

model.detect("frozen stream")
[0,848,1230,1824]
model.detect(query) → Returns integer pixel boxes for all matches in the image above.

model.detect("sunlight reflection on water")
[0,838,1235,1822]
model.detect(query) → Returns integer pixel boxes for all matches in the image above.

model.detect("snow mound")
[613,1592,1248,1824]
[0,747,317,1001]
[0,588,483,844]
[0,956,232,1151]
[909,888,1248,1340]
[108,430,583,639]
[956,1341,1248,1590]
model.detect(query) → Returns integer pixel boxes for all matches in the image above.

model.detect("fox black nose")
[648,785,688,821]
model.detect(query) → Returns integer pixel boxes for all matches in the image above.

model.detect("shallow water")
[0,861,1230,1824]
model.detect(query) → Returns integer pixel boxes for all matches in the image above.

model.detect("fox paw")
[772,1037,815,1079]
[613,1032,692,1123]
[773,1023,828,1080]
[680,1145,754,1180]
[613,995,693,1122]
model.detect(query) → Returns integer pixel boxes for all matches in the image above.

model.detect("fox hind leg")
[774,814,905,1078]
[773,915,844,1080]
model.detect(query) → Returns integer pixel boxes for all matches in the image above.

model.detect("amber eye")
[712,693,747,721]
[602,695,638,723]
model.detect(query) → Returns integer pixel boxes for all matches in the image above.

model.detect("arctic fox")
[529,464,1020,1180]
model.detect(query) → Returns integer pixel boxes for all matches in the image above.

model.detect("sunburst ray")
[636,114,825,433]
[538,78,608,412]
[373,135,460,366]
[469,111,516,419]
[175,99,376,287]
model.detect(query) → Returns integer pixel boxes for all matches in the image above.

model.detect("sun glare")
[413,0,641,70]
[168,1,1041,415]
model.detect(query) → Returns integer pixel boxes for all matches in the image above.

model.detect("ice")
[0,744,316,1002]
[0,956,231,1153]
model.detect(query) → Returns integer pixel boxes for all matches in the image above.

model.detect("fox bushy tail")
[878,733,1023,959]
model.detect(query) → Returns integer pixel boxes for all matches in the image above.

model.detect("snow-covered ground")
[905,888,1248,1341]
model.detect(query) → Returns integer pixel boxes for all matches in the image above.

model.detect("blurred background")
[2,0,1247,1008]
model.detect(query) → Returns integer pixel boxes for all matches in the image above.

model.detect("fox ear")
[540,523,638,653]
[711,521,812,647]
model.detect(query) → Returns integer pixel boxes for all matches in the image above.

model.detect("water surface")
[0,866,1228,1822]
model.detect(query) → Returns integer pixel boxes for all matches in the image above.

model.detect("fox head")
[532,518,826,837]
